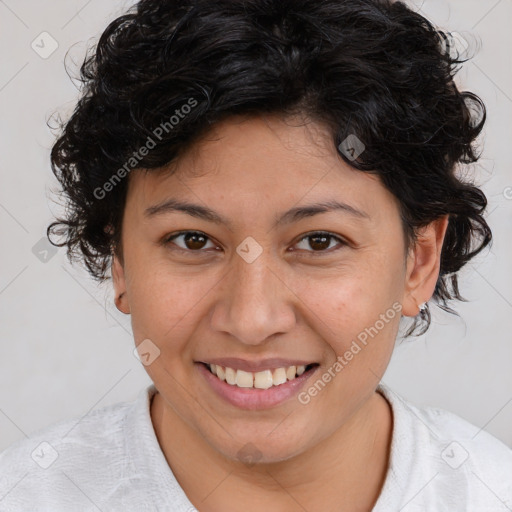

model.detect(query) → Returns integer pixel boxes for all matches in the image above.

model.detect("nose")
[209,250,297,346]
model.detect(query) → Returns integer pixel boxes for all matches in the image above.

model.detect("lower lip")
[196,362,319,410]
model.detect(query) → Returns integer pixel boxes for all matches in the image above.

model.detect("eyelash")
[163,230,347,257]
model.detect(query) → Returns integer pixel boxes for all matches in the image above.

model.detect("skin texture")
[112,115,449,511]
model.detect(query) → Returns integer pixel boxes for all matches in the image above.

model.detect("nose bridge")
[210,249,296,345]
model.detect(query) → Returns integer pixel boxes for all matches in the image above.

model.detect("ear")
[112,254,130,315]
[402,215,450,317]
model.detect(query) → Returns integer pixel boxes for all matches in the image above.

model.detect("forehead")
[125,115,395,221]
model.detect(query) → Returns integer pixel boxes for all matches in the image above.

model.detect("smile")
[204,362,318,389]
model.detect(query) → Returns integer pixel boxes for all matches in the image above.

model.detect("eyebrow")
[144,198,370,229]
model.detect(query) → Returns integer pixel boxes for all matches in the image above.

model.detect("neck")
[150,389,393,512]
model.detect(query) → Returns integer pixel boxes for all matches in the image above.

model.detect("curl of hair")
[48,0,492,337]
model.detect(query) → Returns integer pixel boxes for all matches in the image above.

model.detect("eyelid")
[293,231,348,254]
[164,231,219,252]
[164,230,348,255]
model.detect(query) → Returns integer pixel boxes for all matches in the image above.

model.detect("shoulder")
[0,388,144,511]
[0,392,134,461]
[375,384,512,511]
[400,389,512,472]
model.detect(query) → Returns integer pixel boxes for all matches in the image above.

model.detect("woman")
[1,0,511,510]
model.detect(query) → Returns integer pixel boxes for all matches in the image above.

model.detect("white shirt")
[0,383,511,511]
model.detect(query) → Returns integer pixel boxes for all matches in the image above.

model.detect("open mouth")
[202,362,319,390]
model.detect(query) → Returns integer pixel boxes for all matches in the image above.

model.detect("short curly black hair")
[47,0,492,337]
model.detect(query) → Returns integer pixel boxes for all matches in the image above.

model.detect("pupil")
[185,232,206,250]
[310,235,329,251]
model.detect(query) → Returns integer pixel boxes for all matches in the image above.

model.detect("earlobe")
[112,254,130,315]
[402,215,450,317]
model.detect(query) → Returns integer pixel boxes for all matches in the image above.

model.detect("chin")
[213,432,310,467]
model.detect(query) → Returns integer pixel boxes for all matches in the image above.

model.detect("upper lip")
[198,357,318,373]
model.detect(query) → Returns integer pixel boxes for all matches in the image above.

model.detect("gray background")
[1,0,511,452]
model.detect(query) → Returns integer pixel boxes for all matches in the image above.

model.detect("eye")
[164,231,219,254]
[292,231,347,255]
[163,230,347,256]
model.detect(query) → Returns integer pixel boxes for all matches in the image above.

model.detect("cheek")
[293,263,402,359]
[126,263,212,345]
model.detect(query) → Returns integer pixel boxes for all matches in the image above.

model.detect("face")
[113,114,448,464]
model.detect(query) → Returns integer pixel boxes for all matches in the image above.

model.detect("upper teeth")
[209,364,307,389]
